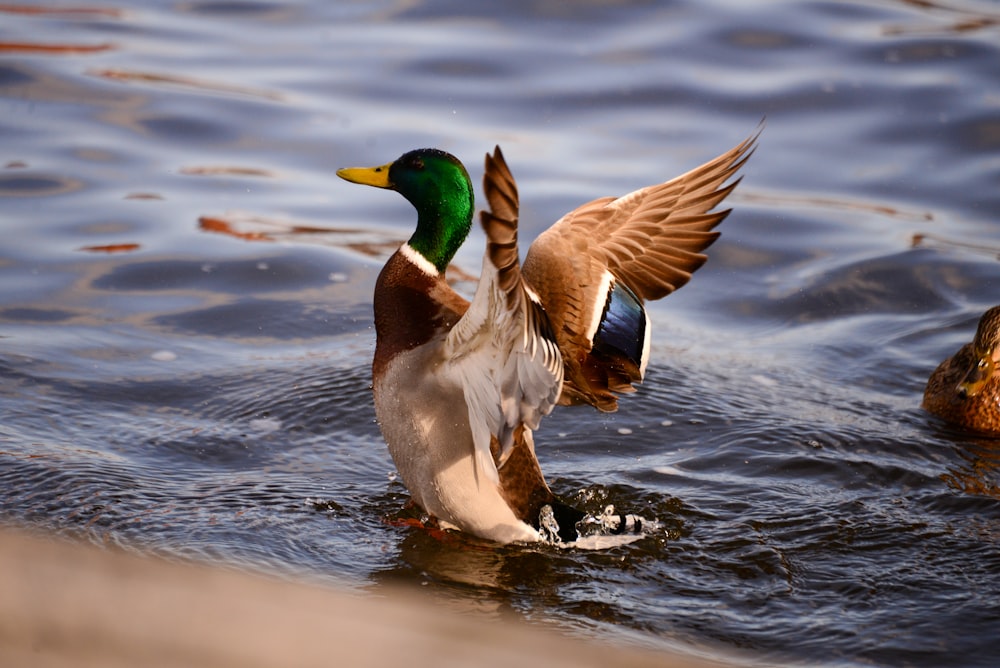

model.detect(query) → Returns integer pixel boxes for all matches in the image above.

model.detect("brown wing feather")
[466,146,563,469]
[521,128,760,411]
[480,146,522,303]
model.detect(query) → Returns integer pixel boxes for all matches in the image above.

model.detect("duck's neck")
[406,181,474,273]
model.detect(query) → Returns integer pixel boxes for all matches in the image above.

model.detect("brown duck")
[924,305,1000,436]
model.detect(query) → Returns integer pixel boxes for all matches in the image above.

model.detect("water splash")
[539,504,657,550]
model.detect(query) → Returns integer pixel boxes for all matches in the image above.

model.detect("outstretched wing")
[444,146,563,487]
[523,129,760,411]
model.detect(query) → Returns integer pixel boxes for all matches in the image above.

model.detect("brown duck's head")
[957,305,1000,399]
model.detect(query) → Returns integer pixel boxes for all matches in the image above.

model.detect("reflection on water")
[912,232,1000,261]
[942,437,1000,499]
[887,0,1000,36]
[0,171,84,197]
[79,242,142,254]
[0,42,114,54]
[2,0,1000,666]
[90,68,285,101]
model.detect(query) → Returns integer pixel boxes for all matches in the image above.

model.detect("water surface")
[2,1,1000,666]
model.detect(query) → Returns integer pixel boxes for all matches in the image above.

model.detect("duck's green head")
[337,148,474,273]
[959,305,1000,398]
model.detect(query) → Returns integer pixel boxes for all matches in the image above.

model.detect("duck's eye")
[404,156,424,170]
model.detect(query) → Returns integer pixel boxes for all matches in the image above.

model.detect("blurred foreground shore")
[0,526,734,668]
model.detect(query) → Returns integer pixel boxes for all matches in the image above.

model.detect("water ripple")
[3,0,1000,665]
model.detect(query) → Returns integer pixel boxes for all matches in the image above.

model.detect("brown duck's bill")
[957,353,994,398]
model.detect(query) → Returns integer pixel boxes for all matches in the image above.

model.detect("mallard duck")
[337,133,758,543]
[924,305,1000,436]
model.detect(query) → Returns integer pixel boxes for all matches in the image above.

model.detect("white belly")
[373,347,540,543]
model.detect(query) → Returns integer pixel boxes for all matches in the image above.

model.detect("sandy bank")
[0,526,735,668]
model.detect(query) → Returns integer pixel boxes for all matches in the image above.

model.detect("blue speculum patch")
[593,280,645,369]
